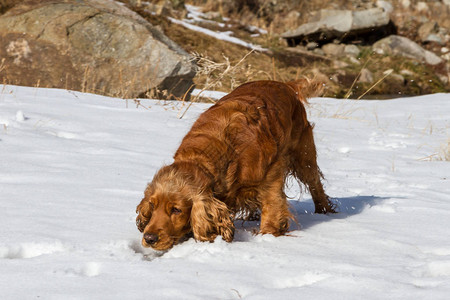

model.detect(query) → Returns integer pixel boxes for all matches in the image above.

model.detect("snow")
[168,5,268,52]
[191,88,227,100]
[0,84,449,299]
[168,17,267,52]
[185,4,227,28]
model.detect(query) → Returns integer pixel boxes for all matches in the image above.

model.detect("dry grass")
[441,141,450,161]
[418,138,449,162]
[0,58,5,73]
[436,139,450,161]
[357,69,393,100]
[191,49,255,94]
[178,50,255,118]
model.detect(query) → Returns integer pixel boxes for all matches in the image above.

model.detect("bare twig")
[344,58,370,99]
[357,69,393,100]
[231,289,242,299]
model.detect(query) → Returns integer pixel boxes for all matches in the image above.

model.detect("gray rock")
[416,2,429,12]
[438,74,449,85]
[425,34,445,46]
[322,43,345,57]
[400,69,415,76]
[0,0,196,99]
[313,48,325,56]
[306,42,319,51]
[348,56,361,65]
[352,8,390,31]
[401,0,411,9]
[357,68,374,83]
[424,34,444,45]
[282,8,393,46]
[373,35,443,65]
[376,1,393,14]
[333,60,349,68]
[418,21,439,42]
[344,45,361,57]
[390,73,405,83]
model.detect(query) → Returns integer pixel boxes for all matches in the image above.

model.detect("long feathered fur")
[136,79,334,250]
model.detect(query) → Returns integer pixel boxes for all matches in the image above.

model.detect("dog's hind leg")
[293,123,336,214]
[258,162,292,236]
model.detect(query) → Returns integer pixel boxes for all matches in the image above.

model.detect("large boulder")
[282,8,395,46]
[0,0,196,99]
[373,35,443,65]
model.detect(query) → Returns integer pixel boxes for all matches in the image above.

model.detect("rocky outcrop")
[0,0,196,99]
[282,8,396,46]
[373,35,443,65]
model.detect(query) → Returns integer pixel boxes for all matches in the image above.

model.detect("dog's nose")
[143,233,159,245]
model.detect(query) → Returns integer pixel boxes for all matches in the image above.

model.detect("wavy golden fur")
[136,79,335,250]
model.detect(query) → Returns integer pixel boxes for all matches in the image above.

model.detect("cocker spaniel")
[136,79,335,250]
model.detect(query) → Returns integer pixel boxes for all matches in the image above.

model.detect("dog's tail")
[286,78,324,103]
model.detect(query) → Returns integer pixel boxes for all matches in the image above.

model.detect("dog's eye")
[171,207,182,215]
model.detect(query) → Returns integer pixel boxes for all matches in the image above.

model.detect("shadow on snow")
[132,195,391,256]
[289,195,390,230]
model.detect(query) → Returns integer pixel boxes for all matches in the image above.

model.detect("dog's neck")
[170,160,215,189]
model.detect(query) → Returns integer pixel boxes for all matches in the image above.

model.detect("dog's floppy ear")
[136,185,154,232]
[190,193,234,243]
[136,198,152,232]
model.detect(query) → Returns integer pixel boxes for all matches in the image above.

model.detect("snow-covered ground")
[0,85,449,299]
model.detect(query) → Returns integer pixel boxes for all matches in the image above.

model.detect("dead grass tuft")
[419,139,450,162]
[437,139,450,161]
[192,49,255,94]
[178,50,256,118]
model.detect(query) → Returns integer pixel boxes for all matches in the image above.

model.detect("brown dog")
[136,79,335,250]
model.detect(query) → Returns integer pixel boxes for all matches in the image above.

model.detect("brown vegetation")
[122,0,449,99]
[2,0,448,98]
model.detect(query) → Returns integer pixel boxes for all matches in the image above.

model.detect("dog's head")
[136,164,234,251]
